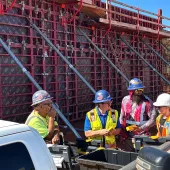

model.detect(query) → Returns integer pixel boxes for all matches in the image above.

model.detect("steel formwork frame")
[0,0,169,123]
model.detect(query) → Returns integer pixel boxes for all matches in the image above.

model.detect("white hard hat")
[153,93,170,107]
[31,90,53,106]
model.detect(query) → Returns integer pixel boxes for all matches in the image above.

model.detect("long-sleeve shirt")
[120,95,157,132]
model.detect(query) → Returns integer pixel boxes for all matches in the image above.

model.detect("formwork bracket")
[42,51,48,58]
[21,40,26,51]
[19,1,25,13]
[56,44,60,49]
[47,8,52,20]
[42,72,49,76]
[6,39,12,48]
[34,5,39,15]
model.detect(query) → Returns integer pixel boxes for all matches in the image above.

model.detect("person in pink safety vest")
[119,78,157,137]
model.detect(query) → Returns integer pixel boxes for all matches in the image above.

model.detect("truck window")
[0,142,35,170]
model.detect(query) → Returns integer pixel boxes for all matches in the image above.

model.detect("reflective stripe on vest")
[126,120,147,126]
[25,115,46,126]
[156,114,170,137]
[126,102,147,125]
[87,107,118,146]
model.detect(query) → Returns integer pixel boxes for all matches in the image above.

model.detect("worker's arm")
[46,108,57,139]
[139,107,157,131]
[51,127,61,144]
[108,119,122,136]
[84,115,109,138]
[85,129,109,138]
[119,98,126,125]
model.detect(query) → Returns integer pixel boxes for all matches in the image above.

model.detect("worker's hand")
[132,126,141,132]
[107,129,117,136]
[48,107,56,118]
[99,129,110,136]
[52,134,60,144]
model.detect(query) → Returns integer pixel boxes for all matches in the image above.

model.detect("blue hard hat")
[31,90,53,106]
[127,78,145,90]
[93,90,113,103]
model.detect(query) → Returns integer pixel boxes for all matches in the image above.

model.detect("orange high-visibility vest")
[156,114,170,137]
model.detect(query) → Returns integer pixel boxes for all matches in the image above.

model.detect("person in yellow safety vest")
[84,90,121,148]
[153,93,170,137]
[25,90,61,144]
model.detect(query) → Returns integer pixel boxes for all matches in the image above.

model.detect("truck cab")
[0,120,57,170]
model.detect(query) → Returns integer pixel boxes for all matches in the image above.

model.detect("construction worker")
[84,90,121,148]
[25,90,61,144]
[153,93,170,137]
[119,78,156,135]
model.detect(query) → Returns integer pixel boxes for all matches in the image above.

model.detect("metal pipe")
[142,40,170,67]
[0,38,82,139]
[78,27,129,83]
[161,43,170,52]
[120,36,170,85]
[29,20,96,94]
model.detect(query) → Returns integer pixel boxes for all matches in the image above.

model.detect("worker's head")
[128,78,145,104]
[153,93,170,117]
[31,90,53,114]
[93,90,113,111]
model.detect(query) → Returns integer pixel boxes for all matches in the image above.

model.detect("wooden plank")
[75,3,106,19]
[99,18,170,38]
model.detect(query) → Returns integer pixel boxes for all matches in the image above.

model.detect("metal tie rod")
[161,43,170,52]
[78,27,129,83]
[120,36,170,86]
[142,40,170,67]
[0,38,82,139]
[28,20,96,94]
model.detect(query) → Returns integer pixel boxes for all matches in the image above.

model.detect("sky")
[102,0,170,29]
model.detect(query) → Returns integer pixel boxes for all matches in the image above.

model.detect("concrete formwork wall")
[0,0,164,123]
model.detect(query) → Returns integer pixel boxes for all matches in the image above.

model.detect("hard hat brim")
[127,86,145,90]
[93,97,113,103]
[153,101,169,107]
[31,97,53,106]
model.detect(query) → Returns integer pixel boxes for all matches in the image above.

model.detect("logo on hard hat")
[34,94,43,101]
[107,95,111,98]
[130,80,140,85]
[97,94,103,100]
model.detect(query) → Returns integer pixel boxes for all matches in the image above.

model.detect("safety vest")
[156,114,170,137]
[87,107,119,147]
[122,95,152,126]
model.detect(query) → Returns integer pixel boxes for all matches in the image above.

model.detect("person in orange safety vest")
[153,93,170,137]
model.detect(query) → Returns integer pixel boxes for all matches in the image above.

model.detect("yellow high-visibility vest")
[87,107,119,147]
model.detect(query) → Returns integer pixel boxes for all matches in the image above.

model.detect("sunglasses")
[43,103,52,107]
[135,89,144,93]
[157,106,167,109]
[103,100,113,105]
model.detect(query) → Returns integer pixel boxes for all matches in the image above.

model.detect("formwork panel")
[0,0,166,123]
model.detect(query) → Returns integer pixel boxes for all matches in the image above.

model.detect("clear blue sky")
[102,0,170,27]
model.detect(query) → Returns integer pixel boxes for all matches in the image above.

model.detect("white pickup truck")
[0,120,75,170]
